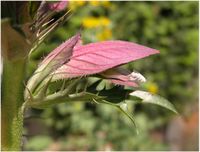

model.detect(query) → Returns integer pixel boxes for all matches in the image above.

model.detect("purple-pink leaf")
[53,40,159,79]
[40,33,80,71]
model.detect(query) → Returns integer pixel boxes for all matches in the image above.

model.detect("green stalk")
[1,59,27,150]
[1,19,30,151]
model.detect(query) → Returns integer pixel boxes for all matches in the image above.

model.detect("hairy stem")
[1,59,27,150]
[1,18,30,150]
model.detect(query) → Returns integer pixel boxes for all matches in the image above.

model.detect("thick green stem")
[1,19,30,150]
[1,59,27,150]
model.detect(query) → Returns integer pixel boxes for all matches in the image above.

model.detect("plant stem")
[1,18,30,150]
[1,59,26,150]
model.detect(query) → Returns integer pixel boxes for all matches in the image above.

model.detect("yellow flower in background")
[97,28,112,41]
[69,1,112,11]
[147,83,159,94]
[101,17,110,26]
[82,17,100,28]
[89,1,100,6]
[82,17,111,28]
[89,1,111,8]
[69,1,86,10]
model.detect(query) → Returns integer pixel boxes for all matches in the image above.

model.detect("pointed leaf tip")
[41,33,81,67]
[130,90,178,114]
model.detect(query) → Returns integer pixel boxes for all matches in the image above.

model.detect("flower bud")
[24,33,80,100]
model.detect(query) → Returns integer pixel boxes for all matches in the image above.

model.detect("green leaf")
[94,99,138,133]
[130,90,178,114]
[87,77,101,87]
[105,81,114,90]
[118,102,139,134]
[96,80,106,91]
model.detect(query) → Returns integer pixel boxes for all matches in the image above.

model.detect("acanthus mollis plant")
[25,32,177,127]
[1,1,177,151]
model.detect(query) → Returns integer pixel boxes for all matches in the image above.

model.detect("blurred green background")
[24,1,198,151]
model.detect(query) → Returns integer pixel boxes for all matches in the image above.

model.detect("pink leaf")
[54,40,159,79]
[40,33,80,71]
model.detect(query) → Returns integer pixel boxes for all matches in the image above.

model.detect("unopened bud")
[24,33,80,100]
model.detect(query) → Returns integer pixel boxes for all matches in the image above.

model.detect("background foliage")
[24,1,198,151]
